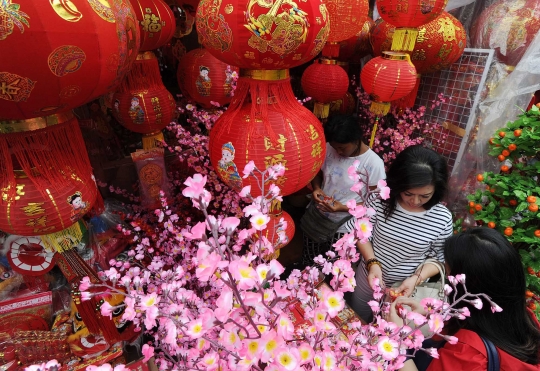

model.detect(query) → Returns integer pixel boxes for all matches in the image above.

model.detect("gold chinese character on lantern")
[306,125,320,140]
[311,160,323,173]
[311,142,323,158]
[416,28,428,43]
[26,215,48,231]
[396,0,409,13]
[437,44,452,60]
[437,18,457,42]
[411,49,427,61]
[264,154,288,170]
[21,202,46,216]
[2,183,25,201]
[263,134,287,152]
[142,13,162,33]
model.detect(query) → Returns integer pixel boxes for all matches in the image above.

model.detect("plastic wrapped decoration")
[0,0,140,120]
[0,112,98,236]
[129,0,176,51]
[470,0,540,68]
[131,147,170,209]
[177,48,239,108]
[301,59,350,119]
[322,0,370,57]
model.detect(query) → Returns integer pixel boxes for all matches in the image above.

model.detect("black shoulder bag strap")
[480,336,500,371]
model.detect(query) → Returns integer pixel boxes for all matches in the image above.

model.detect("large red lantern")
[130,0,176,51]
[112,52,177,148]
[360,51,417,115]
[322,0,370,57]
[377,0,448,51]
[471,0,540,67]
[196,0,329,70]
[0,113,98,236]
[0,0,140,120]
[301,59,349,119]
[177,48,239,108]
[338,18,374,63]
[209,72,326,197]
[371,13,466,75]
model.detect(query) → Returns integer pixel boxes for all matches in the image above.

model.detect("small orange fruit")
[475,204,482,211]
[508,143,517,151]
[489,138,495,145]
[529,302,537,311]
[476,174,484,182]
[504,227,513,236]
[501,165,509,172]
[527,196,537,203]
[498,154,506,162]
[526,290,535,298]
[514,129,522,137]
[528,267,535,275]
[469,201,475,208]
[529,204,539,213]
[509,199,518,206]
[502,149,510,157]
[469,208,475,215]
[534,230,540,238]
[499,131,506,138]
[487,222,496,229]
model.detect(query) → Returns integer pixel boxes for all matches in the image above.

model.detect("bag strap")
[480,336,500,371]
[418,258,446,288]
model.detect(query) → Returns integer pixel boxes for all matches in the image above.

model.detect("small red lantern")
[330,92,356,115]
[0,113,98,236]
[130,0,176,51]
[471,0,540,67]
[196,0,329,69]
[112,52,177,148]
[254,210,295,260]
[301,59,349,119]
[177,48,239,108]
[338,18,374,63]
[377,0,448,51]
[0,0,140,120]
[360,51,417,115]
[209,72,326,197]
[322,0,369,57]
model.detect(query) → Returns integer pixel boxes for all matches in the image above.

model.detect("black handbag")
[413,335,500,371]
[299,202,352,243]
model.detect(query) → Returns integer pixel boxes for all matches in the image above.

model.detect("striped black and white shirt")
[345,193,453,284]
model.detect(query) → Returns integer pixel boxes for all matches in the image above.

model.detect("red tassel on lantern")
[129,0,176,51]
[301,59,349,119]
[112,52,177,149]
[0,112,98,235]
[177,48,239,108]
[360,51,417,116]
[0,0,140,120]
[377,0,447,52]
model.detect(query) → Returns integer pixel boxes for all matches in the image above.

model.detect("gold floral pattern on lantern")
[87,0,116,23]
[0,0,30,40]
[0,71,35,102]
[48,45,86,77]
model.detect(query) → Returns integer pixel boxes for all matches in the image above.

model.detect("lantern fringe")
[313,102,330,119]
[322,42,340,58]
[117,57,164,92]
[0,117,96,201]
[142,131,165,150]
[369,101,391,116]
[393,75,421,110]
[391,28,419,52]
[369,117,379,148]
[212,76,314,145]
[40,221,85,253]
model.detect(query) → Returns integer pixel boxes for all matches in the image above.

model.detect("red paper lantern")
[209,72,326,197]
[330,92,356,115]
[0,113,98,236]
[338,18,374,62]
[0,0,140,120]
[377,0,448,51]
[371,13,466,74]
[177,48,239,108]
[471,0,540,67]
[112,52,177,145]
[322,0,369,57]
[254,210,295,260]
[196,0,330,69]
[360,51,417,115]
[130,0,176,51]
[301,59,349,119]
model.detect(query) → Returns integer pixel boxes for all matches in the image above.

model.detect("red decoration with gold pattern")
[0,0,140,120]
[112,52,177,147]
[371,13,466,75]
[377,0,448,52]
[471,0,540,67]
[0,113,98,236]
[196,0,330,69]
[177,48,239,108]
[209,71,326,197]
[338,18,374,63]
[360,51,417,115]
[254,209,295,260]
[330,92,356,115]
[301,59,349,119]
[129,0,176,51]
[322,0,369,57]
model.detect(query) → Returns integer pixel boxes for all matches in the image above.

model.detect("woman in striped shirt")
[347,145,453,322]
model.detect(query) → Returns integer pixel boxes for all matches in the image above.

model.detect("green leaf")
[517,202,529,213]
[496,181,509,190]
[500,219,515,227]
[514,190,527,199]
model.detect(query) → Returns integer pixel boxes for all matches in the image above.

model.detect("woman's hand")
[317,198,346,213]
[395,275,420,297]
[368,263,384,290]
[312,189,326,206]
[388,296,425,326]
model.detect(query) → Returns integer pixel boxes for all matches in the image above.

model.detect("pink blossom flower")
[142,344,154,362]
[214,288,233,323]
[196,252,223,282]
[239,185,251,197]
[242,161,255,178]
[378,179,391,199]
[321,351,337,371]
[423,347,439,359]
[273,347,299,371]
[276,314,294,340]
[470,298,483,310]
[200,352,220,371]
[250,213,270,230]
[354,218,373,242]
[186,318,206,339]
[406,311,427,326]
[455,274,466,284]
[376,336,400,361]
[79,276,92,291]
[100,301,114,319]
[182,174,207,199]
[322,288,344,318]
[428,313,444,333]
[298,342,314,364]
[222,217,240,233]
[491,303,503,313]
[229,260,257,290]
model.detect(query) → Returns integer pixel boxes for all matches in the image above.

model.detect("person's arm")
[400,360,418,371]
[395,263,441,297]
[357,240,383,288]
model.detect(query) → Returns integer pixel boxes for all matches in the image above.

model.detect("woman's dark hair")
[445,228,540,364]
[382,145,448,218]
[323,114,364,145]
